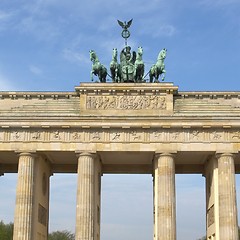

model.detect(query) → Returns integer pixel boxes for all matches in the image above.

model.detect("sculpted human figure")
[120,46,136,82]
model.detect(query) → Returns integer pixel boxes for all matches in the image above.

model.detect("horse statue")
[134,46,144,82]
[149,48,167,83]
[110,48,121,82]
[89,50,107,83]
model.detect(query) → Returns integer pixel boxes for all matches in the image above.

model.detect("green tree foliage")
[48,230,75,240]
[0,221,75,240]
[0,221,13,240]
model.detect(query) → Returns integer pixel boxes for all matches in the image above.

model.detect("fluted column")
[13,152,36,240]
[217,153,238,240]
[153,153,176,240]
[75,152,98,240]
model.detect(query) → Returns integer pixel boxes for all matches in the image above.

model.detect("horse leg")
[149,73,153,83]
[155,73,160,83]
[115,67,118,83]
[90,70,94,81]
[141,65,144,82]
[134,67,138,82]
[103,68,107,83]
[161,70,166,81]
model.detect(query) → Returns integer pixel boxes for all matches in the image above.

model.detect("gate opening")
[176,174,206,240]
[0,173,17,224]
[235,174,240,225]
[49,173,77,234]
[101,174,153,240]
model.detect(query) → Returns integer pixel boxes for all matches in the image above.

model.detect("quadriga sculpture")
[110,48,121,82]
[134,46,144,82]
[89,50,107,83]
[149,48,167,82]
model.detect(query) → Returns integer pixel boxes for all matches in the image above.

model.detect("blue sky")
[0,0,240,240]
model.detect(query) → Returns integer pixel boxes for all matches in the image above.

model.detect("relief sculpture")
[2,128,240,144]
[86,95,166,110]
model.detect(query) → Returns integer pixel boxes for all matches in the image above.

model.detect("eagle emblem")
[117,19,133,30]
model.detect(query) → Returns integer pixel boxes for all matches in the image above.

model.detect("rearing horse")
[109,48,121,82]
[134,46,144,82]
[149,48,167,83]
[89,50,107,83]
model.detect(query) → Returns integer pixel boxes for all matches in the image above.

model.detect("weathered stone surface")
[0,83,239,240]
[154,153,176,240]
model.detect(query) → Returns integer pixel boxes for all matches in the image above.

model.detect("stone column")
[153,153,176,240]
[217,153,238,240]
[13,152,36,240]
[75,152,101,240]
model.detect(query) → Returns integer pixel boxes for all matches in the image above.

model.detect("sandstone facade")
[0,83,239,240]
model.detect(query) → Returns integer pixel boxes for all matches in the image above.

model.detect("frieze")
[150,130,164,142]
[0,128,240,143]
[71,131,83,141]
[49,130,64,141]
[86,95,166,110]
[32,131,42,140]
[90,131,104,142]
[110,131,124,142]
[210,131,223,141]
[0,130,4,140]
[190,130,202,140]
[232,131,240,139]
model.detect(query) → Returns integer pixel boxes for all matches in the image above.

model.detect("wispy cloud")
[62,49,89,65]
[0,10,12,21]
[138,20,176,38]
[200,0,240,7]
[29,65,43,75]
[0,72,15,91]
[0,10,16,32]
[17,16,60,41]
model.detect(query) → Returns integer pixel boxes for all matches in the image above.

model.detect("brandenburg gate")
[0,82,239,240]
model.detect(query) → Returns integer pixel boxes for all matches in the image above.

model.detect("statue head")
[125,46,131,60]
[126,46,131,52]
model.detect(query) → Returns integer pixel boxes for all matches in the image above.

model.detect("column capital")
[215,152,236,159]
[154,152,177,160]
[16,151,37,158]
[75,151,97,159]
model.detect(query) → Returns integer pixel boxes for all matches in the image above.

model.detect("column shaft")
[76,152,97,240]
[13,153,35,240]
[217,153,238,240]
[154,153,176,240]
